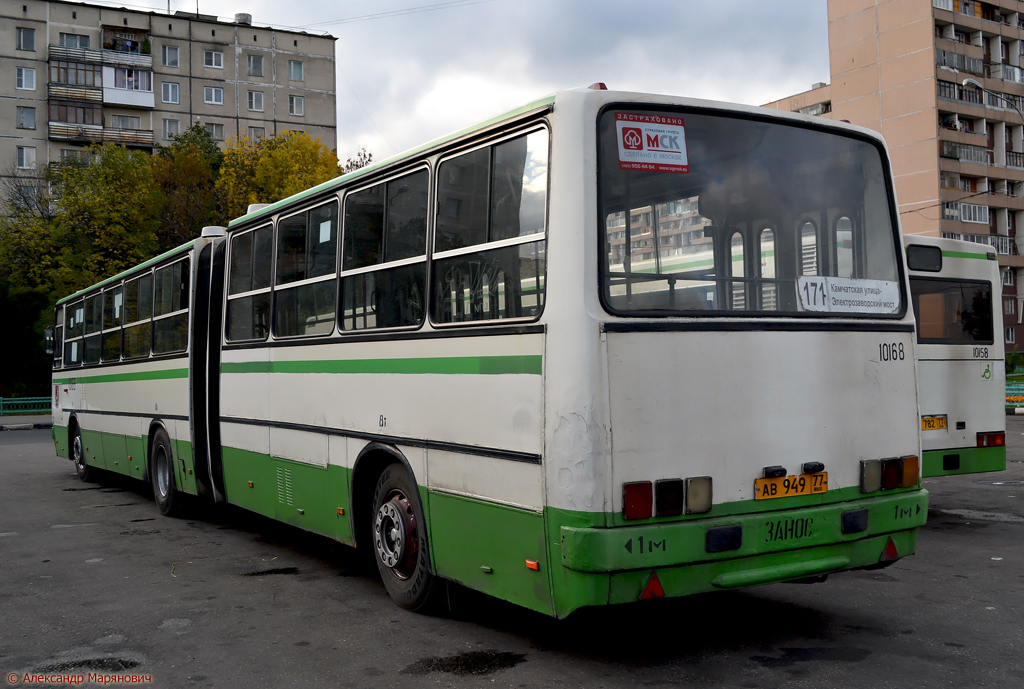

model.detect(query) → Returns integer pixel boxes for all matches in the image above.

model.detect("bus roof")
[226,93,559,229]
[55,239,197,306]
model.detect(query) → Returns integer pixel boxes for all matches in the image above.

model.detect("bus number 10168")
[879,342,905,362]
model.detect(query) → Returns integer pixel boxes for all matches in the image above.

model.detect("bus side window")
[432,128,548,324]
[101,285,123,362]
[226,225,272,342]
[341,169,428,331]
[64,300,84,366]
[835,216,855,278]
[800,221,818,276]
[759,227,778,311]
[274,202,338,338]
[123,272,153,358]
[154,258,190,354]
[52,308,64,369]
[83,293,102,364]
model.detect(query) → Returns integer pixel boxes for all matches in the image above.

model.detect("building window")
[204,86,224,105]
[204,122,225,141]
[1005,268,1016,286]
[50,61,101,86]
[1007,326,1016,344]
[247,91,264,111]
[248,126,265,141]
[16,106,35,130]
[60,149,91,162]
[1005,298,1016,316]
[163,118,180,140]
[289,95,304,116]
[110,115,141,129]
[16,146,36,169]
[49,100,102,125]
[162,82,180,104]
[114,68,153,92]
[960,202,990,224]
[16,28,35,51]
[247,55,263,77]
[59,33,90,49]
[16,67,35,90]
[204,50,223,69]
[163,45,179,67]
[288,60,304,81]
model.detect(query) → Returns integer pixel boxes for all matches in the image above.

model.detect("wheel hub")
[374,494,416,576]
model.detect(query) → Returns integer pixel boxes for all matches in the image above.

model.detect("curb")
[0,423,53,432]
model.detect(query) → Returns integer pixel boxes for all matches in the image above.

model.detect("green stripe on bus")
[53,368,189,385]
[221,355,543,376]
[941,250,991,260]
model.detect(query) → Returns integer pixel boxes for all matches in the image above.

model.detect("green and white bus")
[51,86,928,618]
[903,234,1006,476]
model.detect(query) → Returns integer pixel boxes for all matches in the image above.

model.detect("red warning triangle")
[879,537,900,562]
[640,571,665,600]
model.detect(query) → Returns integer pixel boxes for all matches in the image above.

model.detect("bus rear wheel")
[371,464,442,611]
[72,425,90,482]
[149,428,180,517]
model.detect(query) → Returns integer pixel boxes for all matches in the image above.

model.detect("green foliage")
[216,130,343,221]
[153,124,223,250]
[1007,346,1024,373]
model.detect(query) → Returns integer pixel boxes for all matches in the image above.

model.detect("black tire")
[71,424,91,482]
[149,428,180,516]
[371,464,443,611]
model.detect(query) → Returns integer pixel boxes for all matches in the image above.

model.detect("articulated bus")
[903,234,1006,476]
[50,86,928,618]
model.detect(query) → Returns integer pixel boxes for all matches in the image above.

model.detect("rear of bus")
[904,235,1006,476]
[544,89,927,617]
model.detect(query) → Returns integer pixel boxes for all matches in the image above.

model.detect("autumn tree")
[216,130,350,221]
[46,143,162,295]
[152,123,223,250]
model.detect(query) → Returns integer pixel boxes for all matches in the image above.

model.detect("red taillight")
[623,482,653,520]
[978,431,1005,448]
[881,458,902,490]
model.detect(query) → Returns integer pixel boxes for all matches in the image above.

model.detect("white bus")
[903,234,1006,476]
[51,86,927,618]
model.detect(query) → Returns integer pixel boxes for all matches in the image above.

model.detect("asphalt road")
[1,424,1022,689]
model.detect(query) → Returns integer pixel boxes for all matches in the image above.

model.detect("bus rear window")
[910,277,993,345]
[598,109,902,317]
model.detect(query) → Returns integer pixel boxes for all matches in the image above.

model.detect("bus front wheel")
[149,428,179,517]
[371,464,442,611]
[72,425,90,481]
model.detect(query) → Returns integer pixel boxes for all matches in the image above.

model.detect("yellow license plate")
[755,472,828,500]
[921,415,947,431]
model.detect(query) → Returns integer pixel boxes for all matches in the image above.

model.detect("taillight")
[623,482,653,520]
[978,431,1005,448]
[861,456,920,492]
[655,479,685,517]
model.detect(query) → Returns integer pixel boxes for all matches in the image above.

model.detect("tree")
[343,147,374,173]
[214,133,264,222]
[253,130,341,201]
[216,130,345,221]
[152,124,223,250]
[47,143,162,294]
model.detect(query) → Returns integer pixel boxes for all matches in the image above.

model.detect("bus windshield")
[599,108,903,317]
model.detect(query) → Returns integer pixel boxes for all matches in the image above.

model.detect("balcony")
[48,123,153,147]
[989,63,1024,85]
[942,231,1017,256]
[1008,151,1024,169]
[47,44,152,69]
[47,83,102,102]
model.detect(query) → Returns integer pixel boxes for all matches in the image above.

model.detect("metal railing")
[0,397,51,416]
[1006,382,1024,406]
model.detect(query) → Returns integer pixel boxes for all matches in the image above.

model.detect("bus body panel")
[604,328,920,504]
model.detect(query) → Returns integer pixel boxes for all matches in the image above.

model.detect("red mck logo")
[621,127,643,151]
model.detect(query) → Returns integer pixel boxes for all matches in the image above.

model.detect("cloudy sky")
[98,0,830,160]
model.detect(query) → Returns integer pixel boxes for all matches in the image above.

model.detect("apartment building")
[1,0,337,183]
[764,0,1024,347]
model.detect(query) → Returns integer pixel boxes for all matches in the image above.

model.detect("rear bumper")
[921,447,1005,476]
[560,489,927,573]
